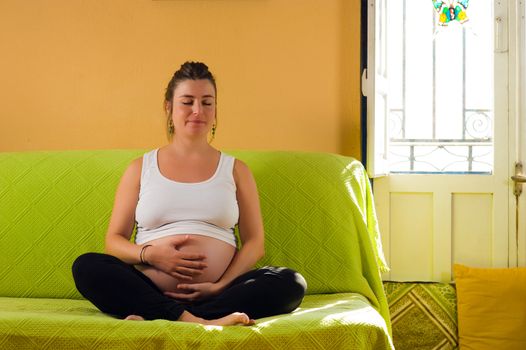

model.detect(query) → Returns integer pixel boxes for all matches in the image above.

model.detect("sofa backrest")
[0,149,373,299]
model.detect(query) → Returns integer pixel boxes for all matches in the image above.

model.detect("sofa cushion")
[454,264,526,350]
[0,293,393,350]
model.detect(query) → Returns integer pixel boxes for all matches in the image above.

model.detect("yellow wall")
[0,0,361,158]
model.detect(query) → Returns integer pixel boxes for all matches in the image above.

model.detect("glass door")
[366,0,513,281]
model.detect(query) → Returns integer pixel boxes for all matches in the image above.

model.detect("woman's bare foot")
[179,310,254,326]
[124,315,145,321]
[124,311,254,326]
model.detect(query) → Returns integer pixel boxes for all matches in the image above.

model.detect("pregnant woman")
[72,61,306,326]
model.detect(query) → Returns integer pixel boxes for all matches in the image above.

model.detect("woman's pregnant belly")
[136,234,236,293]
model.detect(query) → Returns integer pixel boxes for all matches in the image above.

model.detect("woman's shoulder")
[232,158,255,184]
[232,157,248,171]
[131,148,159,169]
[122,148,157,183]
[129,156,143,170]
[121,157,143,183]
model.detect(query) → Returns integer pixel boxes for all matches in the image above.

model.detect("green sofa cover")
[0,149,393,349]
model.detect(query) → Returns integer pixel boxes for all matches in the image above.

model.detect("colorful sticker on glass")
[432,0,469,26]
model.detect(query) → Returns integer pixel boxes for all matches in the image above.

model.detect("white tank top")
[134,149,239,247]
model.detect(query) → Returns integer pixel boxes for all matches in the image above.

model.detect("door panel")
[390,192,433,281]
[452,193,494,268]
[376,174,509,282]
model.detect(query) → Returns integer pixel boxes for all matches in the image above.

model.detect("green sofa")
[0,149,393,349]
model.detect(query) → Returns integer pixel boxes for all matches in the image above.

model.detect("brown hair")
[164,61,217,107]
[164,61,217,141]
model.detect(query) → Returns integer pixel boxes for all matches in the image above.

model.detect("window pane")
[387,0,494,174]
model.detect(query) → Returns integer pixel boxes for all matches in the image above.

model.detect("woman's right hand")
[144,235,207,281]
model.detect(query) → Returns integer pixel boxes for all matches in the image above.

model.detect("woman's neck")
[167,137,216,157]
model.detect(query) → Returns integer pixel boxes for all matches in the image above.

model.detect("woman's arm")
[104,157,144,264]
[104,158,206,280]
[168,159,265,300]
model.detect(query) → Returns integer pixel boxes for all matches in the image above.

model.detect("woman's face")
[169,79,216,139]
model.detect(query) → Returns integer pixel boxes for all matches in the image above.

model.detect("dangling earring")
[165,102,174,140]
[209,123,217,143]
[168,118,174,137]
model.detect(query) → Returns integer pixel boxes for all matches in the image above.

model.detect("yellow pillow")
[454,264,526,350]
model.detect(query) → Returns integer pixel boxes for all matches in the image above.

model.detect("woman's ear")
[164,101,172,115]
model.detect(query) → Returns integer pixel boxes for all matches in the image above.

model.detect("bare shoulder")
[233,159,254,183]
[127,156,143,176]
[120,156,143,188]
[128,156,143,172]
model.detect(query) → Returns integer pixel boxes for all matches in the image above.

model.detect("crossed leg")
[72,253,306,325]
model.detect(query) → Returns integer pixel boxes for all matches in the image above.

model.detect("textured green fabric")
[0,149,392,349]
[384,282,458,350]
[0,293,392,350]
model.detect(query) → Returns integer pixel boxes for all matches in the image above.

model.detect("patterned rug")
[383,282,458,350]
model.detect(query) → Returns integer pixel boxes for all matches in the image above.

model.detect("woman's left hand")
[164,282,223,301]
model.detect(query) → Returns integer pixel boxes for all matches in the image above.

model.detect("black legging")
[72,253,307,321]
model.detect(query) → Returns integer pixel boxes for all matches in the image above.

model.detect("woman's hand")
[145,235,207,281]
[163,282,223,301]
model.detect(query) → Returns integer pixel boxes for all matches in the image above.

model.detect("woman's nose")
[192,101,201,115]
